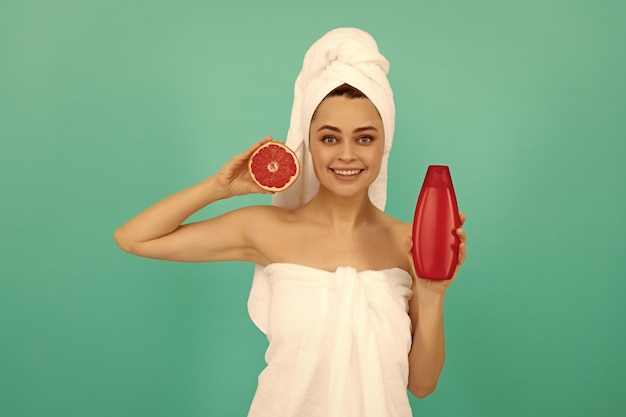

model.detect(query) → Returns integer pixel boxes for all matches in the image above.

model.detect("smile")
[332,169,363,176]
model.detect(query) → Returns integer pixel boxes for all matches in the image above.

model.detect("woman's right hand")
[216,136,275,196]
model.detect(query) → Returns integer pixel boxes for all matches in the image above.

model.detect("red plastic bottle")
[411,165,461,280]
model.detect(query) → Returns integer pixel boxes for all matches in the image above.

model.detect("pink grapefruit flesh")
[248,142,300,192]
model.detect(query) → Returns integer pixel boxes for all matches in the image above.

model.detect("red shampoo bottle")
[411,165,461,280]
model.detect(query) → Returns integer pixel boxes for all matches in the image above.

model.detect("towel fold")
[247,264,413,417]
[249,28,396,333]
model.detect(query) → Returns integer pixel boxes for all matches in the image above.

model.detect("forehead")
[311,96,383,128]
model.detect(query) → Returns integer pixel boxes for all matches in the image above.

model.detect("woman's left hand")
[406,213,467,295]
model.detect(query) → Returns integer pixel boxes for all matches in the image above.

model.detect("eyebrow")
[316,124,379,133]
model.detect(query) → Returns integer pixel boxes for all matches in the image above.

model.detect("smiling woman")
[114,27,467,417]
[309,89,385,198]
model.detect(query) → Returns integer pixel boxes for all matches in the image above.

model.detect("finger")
[257,135,274,146]
[240,136,274,160]
[456,228,466,243]
[256,187,276,196]
[453,246,466,277]
[403,235,413,252]
[457,232,467,264]
[221,137,273,181]
[459,212,466,226]
[403,236,419,279]
[458,241,466,264]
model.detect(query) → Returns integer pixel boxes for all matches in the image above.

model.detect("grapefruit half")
[248,141,300,192]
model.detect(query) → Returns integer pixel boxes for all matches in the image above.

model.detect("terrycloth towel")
[249,27,396,333]
[247,264,413,417]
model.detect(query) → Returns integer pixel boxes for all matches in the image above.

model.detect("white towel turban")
[273,27,395,211]
[249,27,396,333]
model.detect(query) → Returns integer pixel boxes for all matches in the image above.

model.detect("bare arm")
[113,137,274,263]
[406,214,467,398]
[407,287,446,398]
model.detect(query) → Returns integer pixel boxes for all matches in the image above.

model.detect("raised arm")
[113,137,274,263]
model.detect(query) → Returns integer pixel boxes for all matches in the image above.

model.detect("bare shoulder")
[359,210,414,272]
[224,204,300,265]
[229,204,296,224]
[215,204,297,240]
[376,210,412,238]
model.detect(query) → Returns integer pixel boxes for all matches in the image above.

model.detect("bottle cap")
[423,165,453,188]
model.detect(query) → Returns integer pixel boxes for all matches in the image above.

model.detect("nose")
[338,141,356,162]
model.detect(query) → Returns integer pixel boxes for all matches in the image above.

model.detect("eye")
[357,136,373,144]
[322,136,338,144]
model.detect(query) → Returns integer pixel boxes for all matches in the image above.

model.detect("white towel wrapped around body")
[247,264,413,417]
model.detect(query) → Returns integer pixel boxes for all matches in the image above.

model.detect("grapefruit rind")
[248,142,300,192]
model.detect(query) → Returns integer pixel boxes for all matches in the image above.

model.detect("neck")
[304,188,380,230]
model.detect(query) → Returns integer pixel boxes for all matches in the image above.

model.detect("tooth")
[334,169,360,175]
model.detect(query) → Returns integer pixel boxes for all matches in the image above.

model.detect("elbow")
[408,382,437,399]
[113,228,133,253]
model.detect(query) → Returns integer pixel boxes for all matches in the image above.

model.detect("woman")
[115,28,466,417]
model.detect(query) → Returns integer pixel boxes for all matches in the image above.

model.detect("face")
[309,95,385,198]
